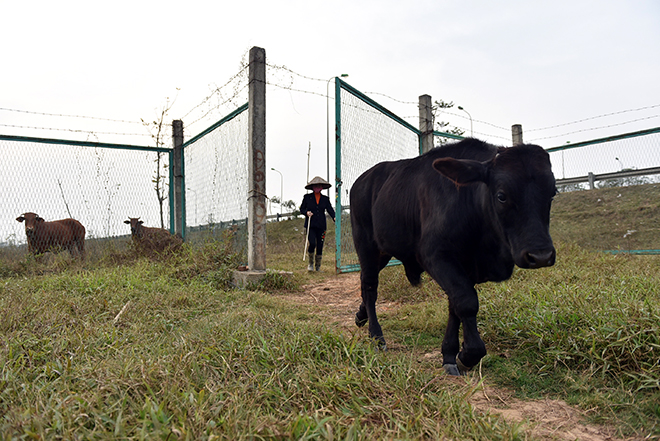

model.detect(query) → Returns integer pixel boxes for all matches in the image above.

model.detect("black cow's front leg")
[442,288,486,375]
[426,258,487,375]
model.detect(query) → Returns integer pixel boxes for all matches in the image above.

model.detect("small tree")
[142,95,177,228]
[433,99,465,145]
[270,197,298,217]
[282,199,297,212]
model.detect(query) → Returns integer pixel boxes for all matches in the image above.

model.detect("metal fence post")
[248,46,267,271]
[512,124,523,145]
[419,94,434,154]
[334,77,343,273]
[172,120,185,239]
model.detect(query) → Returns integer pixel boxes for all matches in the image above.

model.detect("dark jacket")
[300,192,335,230]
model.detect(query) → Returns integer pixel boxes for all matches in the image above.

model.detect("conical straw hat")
[305,176,331,190]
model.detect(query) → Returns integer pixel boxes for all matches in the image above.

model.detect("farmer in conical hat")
[300,176,336,271]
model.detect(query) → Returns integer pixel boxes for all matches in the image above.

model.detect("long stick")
[57,179,73,218]
[302,213,312,261]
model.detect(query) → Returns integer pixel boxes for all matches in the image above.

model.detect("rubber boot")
[307,252,314,271]
[315,254,322,271]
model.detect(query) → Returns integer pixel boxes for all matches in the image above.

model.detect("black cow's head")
[432,144,556,269]
[16,212,45,238]
[124,217,144,237]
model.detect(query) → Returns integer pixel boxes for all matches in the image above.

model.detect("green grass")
[0,241,526,440]
[2,185,660,439]
[369,242,660,439]
[551,183,660,251]
[476,242,660,435]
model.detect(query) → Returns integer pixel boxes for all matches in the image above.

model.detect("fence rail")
[548,127,660,189]
[555,166,660,186]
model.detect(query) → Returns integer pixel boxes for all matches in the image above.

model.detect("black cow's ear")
[138,221,144,225]
[16,216,24,223]
[124,220,130,224]
[433,158,487,185]
[36,217,45,223]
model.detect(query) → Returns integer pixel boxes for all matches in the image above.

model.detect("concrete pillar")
[512,124,523,145]
[419,94,434,154]
[247,46,267,271]
[172,119,185,239]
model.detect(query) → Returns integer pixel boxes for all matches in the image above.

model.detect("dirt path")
[278,272,634,441]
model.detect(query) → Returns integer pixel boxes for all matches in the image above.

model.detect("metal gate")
[333,78,462,273]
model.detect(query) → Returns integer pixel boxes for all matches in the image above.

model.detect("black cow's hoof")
[355,313,368,327]
[444,357,473,376]
[443,364,462,376]
[456,356,472,374]
[374,336,387,351]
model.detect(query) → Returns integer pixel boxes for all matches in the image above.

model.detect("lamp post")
[327,74,349,197]
[458,106,473,137]
[271,167,283,217]
[615,157,624,171]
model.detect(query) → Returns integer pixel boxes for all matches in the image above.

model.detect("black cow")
[350,138,556,375]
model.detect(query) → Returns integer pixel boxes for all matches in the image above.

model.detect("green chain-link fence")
[333,78,463,273]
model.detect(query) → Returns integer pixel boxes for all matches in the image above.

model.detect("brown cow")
[16,212,86,257]
[124,217,183,253]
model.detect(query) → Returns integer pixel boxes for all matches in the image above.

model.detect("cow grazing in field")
[16,212,86,257]
[124,217,183,254]
[350,138,556,376]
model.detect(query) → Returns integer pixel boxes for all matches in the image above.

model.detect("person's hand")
[307,211,313,217]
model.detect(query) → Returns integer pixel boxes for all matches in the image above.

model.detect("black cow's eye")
[496,192,507,203]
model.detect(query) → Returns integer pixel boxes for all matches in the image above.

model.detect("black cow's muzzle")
[520,248,556,268]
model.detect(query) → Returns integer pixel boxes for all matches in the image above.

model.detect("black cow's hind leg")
[442,306,463,375]
[356,267,386,350]
[355,253,391,349]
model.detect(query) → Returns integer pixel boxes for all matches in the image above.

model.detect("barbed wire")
[181,64,249,123]
[528,115,660,142]
[265,81,327,99]
[527,104,660,132]
[436,110,510,132]
[265,62,330,84]
[363,91,417,106]
[4,55,658,146]
[185,82,250,130]
[0,122,152,138]
[0,107,143,125]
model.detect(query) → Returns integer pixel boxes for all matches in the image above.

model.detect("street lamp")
[327,74,349,197]
[458,106,473,137]
[271,167,283,217]
[615,157,624,171]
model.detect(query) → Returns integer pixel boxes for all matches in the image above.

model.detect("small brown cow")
[16,212,86,257]
[124,217,183,254]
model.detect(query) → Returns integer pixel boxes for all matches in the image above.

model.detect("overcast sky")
[2,0,659,212]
